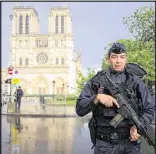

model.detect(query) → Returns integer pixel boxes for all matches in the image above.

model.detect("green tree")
[102,5,155,89]
[76,68,96,93]
[102,55,109,70]
[123,5,155,43]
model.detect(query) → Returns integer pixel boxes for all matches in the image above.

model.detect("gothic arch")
[61,15,64,34]
[25,15,29,34]
[56,57,59,64]
[19,58,22,65]
[35,75,49,86]
[19,78,28,94]
[34,75,49,94]
[55,15,58,34]
[54,77,65,94]
[25,58,29,65]
[19,15,23,34]
[61,57,64,64]
[54,77,64,86]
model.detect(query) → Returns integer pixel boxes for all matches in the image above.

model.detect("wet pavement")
[1,115,155,154]
[1,102,88,117]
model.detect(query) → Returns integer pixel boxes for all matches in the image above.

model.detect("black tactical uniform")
[76,43,155,154]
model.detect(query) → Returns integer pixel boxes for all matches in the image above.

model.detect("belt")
[96,132,130,144]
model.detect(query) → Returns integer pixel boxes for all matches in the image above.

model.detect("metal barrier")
[44,94,67,105]
[1,94,15,106]
[1,94,17,113]
[22,95,40,103]
[22,94,67,105]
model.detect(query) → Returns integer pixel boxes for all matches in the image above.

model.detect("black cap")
[108,42,126,56]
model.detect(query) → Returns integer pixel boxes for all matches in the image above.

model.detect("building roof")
[13,6,38,16]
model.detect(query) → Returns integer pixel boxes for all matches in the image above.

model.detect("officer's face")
[108,53,127,72]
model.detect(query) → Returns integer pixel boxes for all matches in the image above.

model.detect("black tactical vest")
[90,68,143,128]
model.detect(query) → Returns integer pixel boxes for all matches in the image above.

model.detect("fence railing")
[1,94,16,106]
[22,94,67,105]
[1,94,67,106]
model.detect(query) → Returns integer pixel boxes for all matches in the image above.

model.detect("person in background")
[15,86,24,113]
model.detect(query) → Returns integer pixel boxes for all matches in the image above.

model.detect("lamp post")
[67,85,69,95]
[9,14,13,67]
[73,86,75,93]
[9,14,14,104]
[71,87,73,93]
[62,83,64,94]
[52,80,55,99]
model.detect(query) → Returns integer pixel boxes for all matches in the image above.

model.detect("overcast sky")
[2,2,154,74]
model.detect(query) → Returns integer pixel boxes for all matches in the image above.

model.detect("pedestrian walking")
[15,86,24,113]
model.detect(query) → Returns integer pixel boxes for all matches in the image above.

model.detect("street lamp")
[62,83,64,94]
[52,80,55,99]
[9,14,14,104]
[9,14,13,67]
[73,86,75,92]
[67,85,69,95]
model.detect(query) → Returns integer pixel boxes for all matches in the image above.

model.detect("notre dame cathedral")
[2,6,82,95]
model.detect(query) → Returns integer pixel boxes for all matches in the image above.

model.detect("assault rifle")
[102,73,155,149]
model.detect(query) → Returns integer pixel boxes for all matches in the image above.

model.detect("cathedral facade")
[2,6,82,95]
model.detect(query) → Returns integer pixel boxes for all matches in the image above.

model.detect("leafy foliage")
[122,5,155,82]
[66,94,79,101]
[102,5,155,82]
[76,68,96,93]
[123,5,155,43]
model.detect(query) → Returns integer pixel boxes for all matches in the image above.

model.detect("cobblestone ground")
[2,115,155,154]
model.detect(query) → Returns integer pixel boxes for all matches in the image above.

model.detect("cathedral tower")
[48,6,72,35]
[11,6,39,35]
[6,5,81,95]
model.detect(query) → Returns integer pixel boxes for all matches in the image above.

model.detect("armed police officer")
[76,42,155,154]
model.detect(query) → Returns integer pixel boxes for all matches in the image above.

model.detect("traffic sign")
[8,68,13,75]
[14,70,18,74]
[12,78,20,84]
[13,70,19,78]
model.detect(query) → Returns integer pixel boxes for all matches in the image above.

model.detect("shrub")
[66,94,78,101]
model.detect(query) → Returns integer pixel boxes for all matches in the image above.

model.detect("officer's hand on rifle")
[94,94,120,108]
[130,125,141,141]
